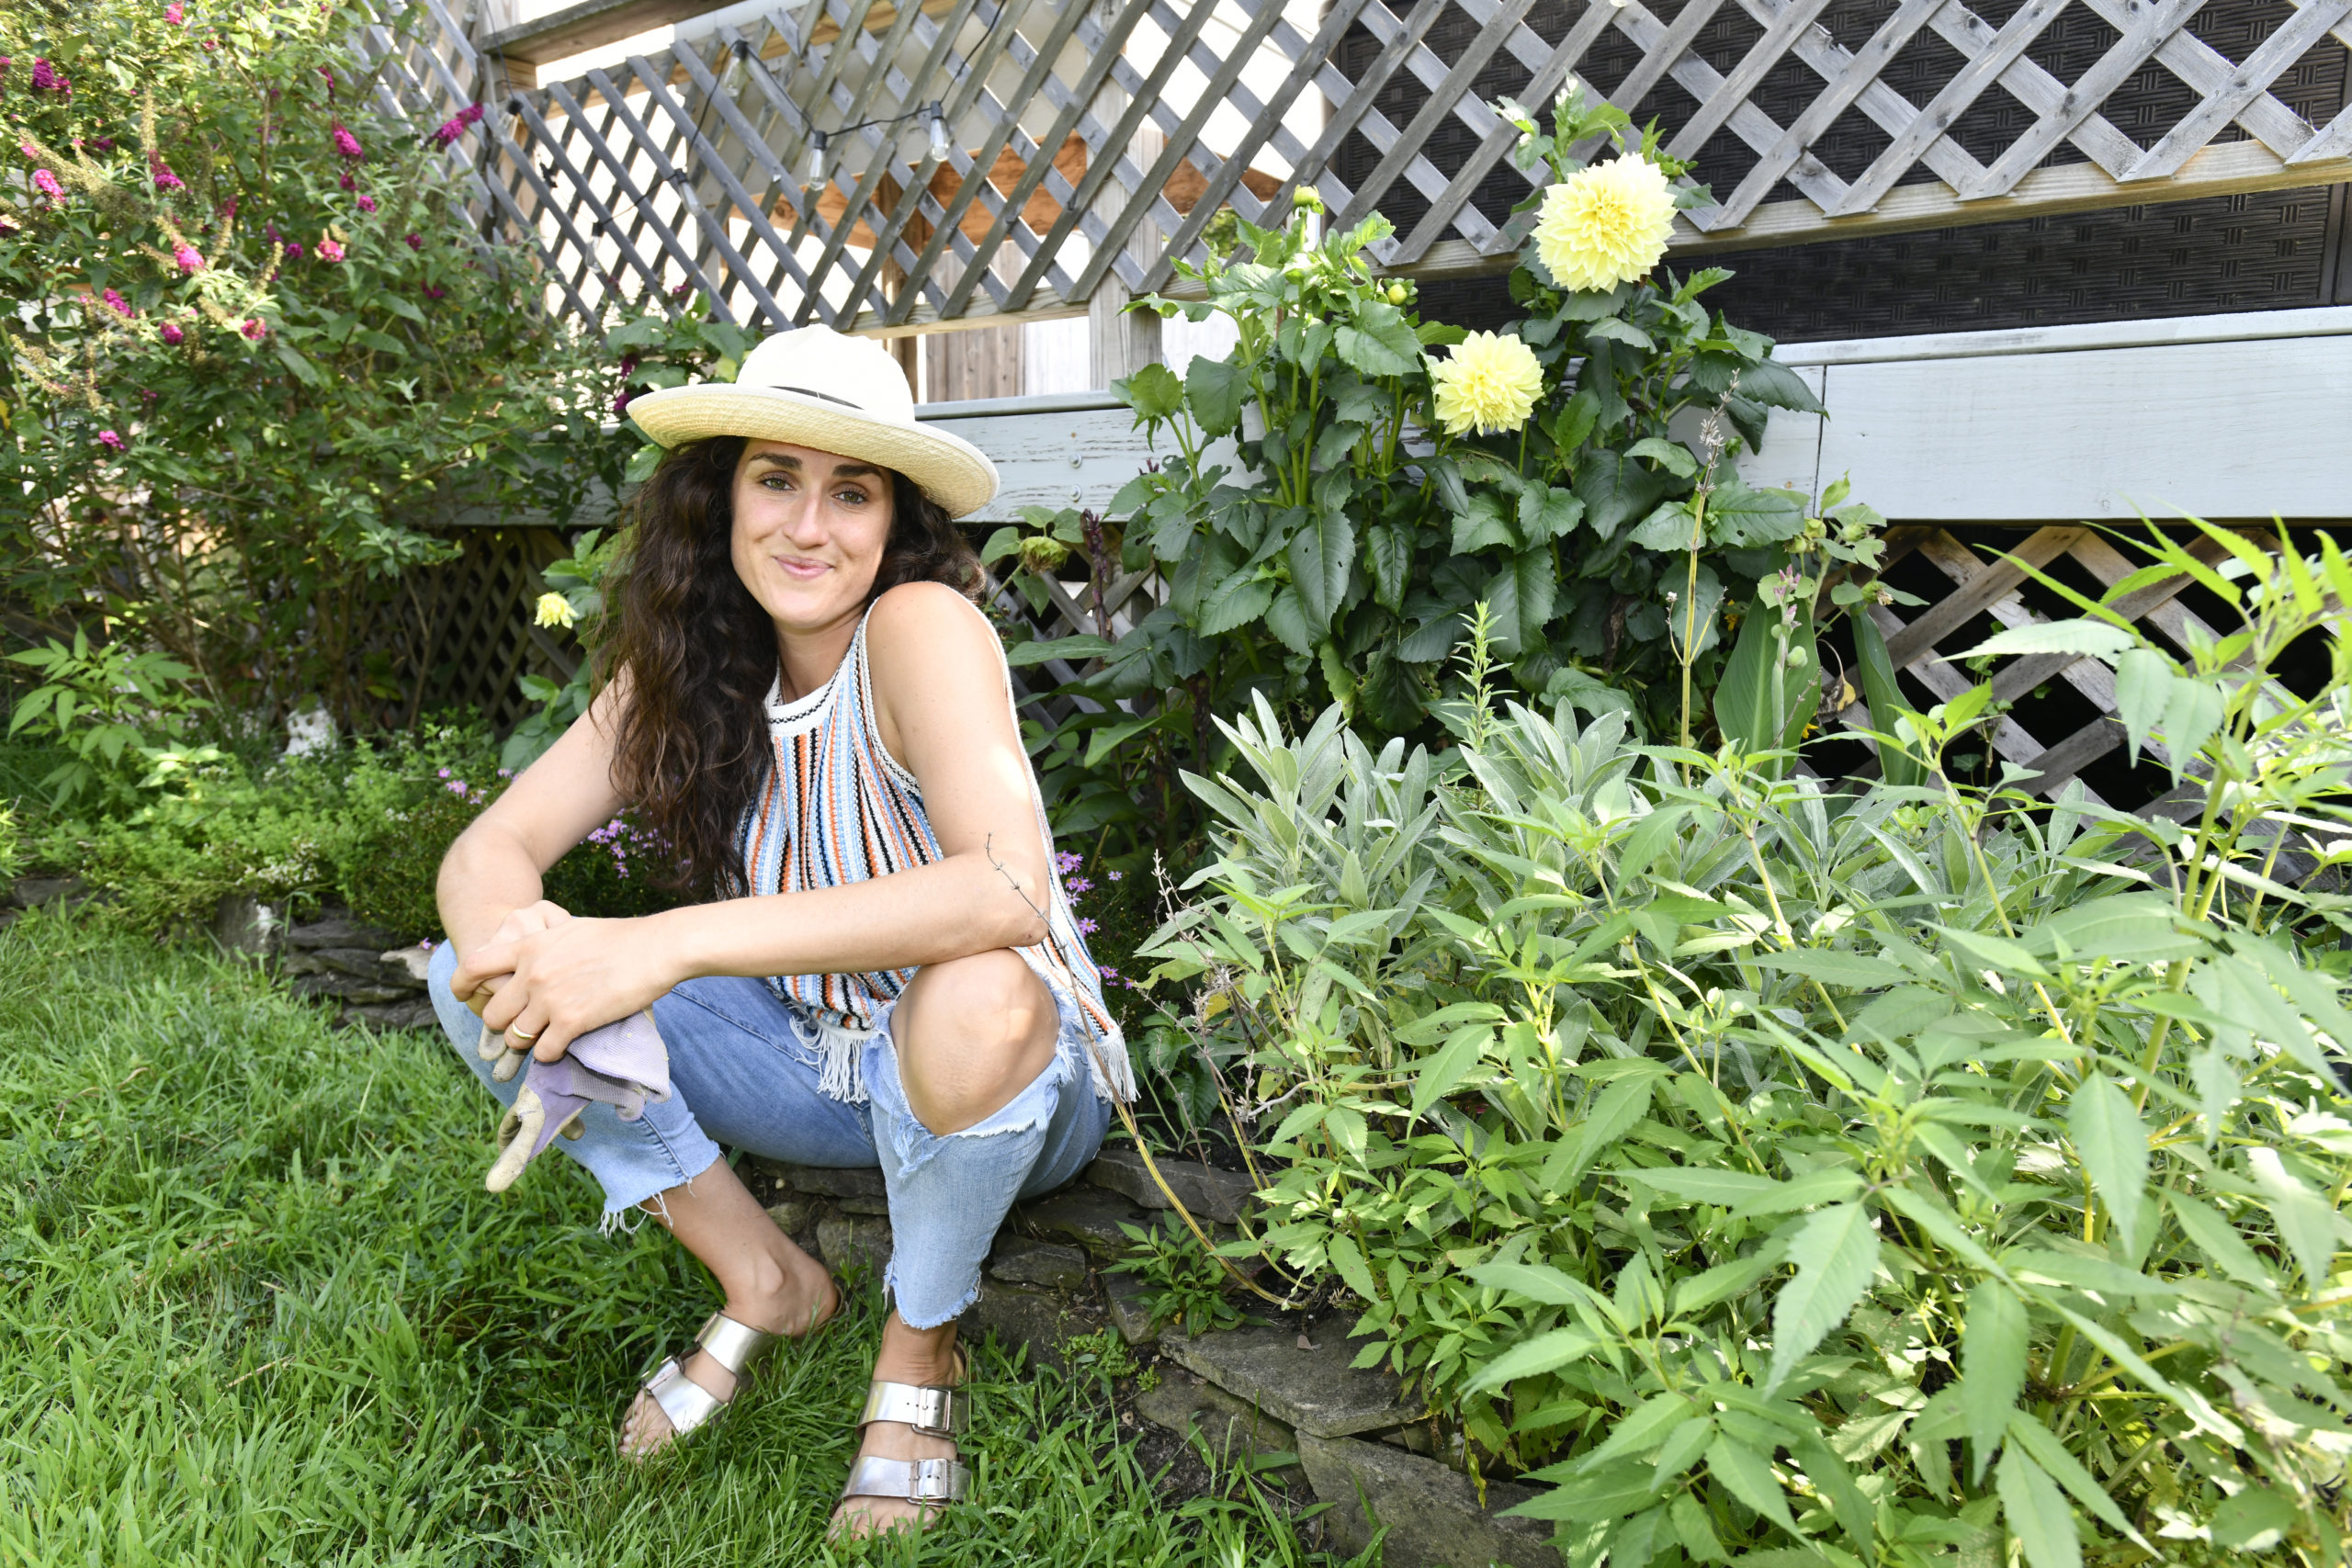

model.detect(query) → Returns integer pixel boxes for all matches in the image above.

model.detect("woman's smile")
[775,553,832,581]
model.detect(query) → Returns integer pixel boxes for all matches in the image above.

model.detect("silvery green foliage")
[1142,530,2352,1566]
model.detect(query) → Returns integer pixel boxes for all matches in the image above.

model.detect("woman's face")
[729,439,894,635]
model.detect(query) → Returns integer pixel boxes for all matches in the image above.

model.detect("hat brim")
[626,383,1000,519]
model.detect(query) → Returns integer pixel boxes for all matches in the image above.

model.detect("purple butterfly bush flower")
[338,171,354,190]
[166,4,186,22]
[404,231,423,250]
[240,318,266,340]
[284,241,303,259]
[161,321,185,344]
[90,137,116,152]
[33,169,64,200]
[356,194,377,213]
[174,243,204,272]
[98,430,125,450]
[153,160,185,192]
[424,285,447,299]
[318,239,345,262]
[332,124,364,159]
[30,59,67,93]
[101,288,132,318]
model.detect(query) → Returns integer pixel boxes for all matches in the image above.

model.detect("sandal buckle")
[909,1458,964,1502]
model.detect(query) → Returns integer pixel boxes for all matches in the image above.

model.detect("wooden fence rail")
[354,0,2352,340]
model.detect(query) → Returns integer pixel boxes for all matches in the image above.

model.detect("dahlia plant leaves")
[1183,354,1248,436]
[1705,476,1807,546]
[1287,506,1355,631]
[1521,483,1586,543]
[1198,570,1276,637]
[1733,356,1826,414]
[1262,586,1316,656]
[1452,492,1518,556]
[1629,499,1700,553]
[1574,449,1670,539]
[1364,524,1412,612]
[1114,361,1185,421]
[1996,1447,2083,1568]
[1335,299,1423,378]
[1960,1280,2028,1478]
[1765,1202,1882,1393]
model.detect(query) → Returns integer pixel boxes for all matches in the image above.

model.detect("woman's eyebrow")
[747,452,882,483]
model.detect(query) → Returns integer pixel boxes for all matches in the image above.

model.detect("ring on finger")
[506,1025,541,1045]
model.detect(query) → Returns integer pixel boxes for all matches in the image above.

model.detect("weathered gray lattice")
[356,0,2352,337]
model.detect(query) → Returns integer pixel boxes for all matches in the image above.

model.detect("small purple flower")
[30,59,67,93]
[460,103,485,127]
[1107,869,1123,882]
[153,160,185,192]
[356,194,377,212]
[435,768,450,778]
[1076,917,1099,936]
[446,780,469,796]
[33,169,63,200]
[1054,851,1084,876]
[98,430,124,450]
[161,321,185,344]
[1098,964,1119,980]
[404,231,423,250]
[101,288,132,318]
[174,244,204,272]
[613,389,632,415]
[497,767,512,778]
[1067,876,1092,896]
[338,171,354,190]
[318,239,344,262]
[166,3,186,22]
[284,241,304,259]
[424,285,447,299]
[90,137,116,152]
[240,318,266,340]
[332,124,364,159]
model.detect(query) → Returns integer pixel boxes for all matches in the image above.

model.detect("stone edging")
[752,1151,1562,1568]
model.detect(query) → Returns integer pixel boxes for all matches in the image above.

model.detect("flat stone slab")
[1013,1184,1150,1261]
[990,1238,1089,1291]
[816,1213,892,1277]
[757,1159,886,1201]
[1161,1325,1415,1438]
[1084,1146,1258,1224]
[971,1280,1091,1372]
[1102,1272,1158,1347]
[1299,1432,1560,1568]
[1136,1373,1300,1479]
[287,914,402,952]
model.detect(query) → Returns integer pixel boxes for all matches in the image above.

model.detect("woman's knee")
[892,951,1057,1134]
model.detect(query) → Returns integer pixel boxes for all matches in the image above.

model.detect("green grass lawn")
[0,913,1351,1567]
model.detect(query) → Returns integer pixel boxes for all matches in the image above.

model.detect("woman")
[425,324,1130,1538]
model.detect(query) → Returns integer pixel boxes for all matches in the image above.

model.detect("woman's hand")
[451,910,683,1062]
[455,900,575,1020]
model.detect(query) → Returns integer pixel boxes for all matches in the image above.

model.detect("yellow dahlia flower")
[1532,155,1678,293]
[533,592,577,630]
[1430,331,1544,437]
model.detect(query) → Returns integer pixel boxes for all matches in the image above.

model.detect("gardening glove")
[483,1010,673,1192]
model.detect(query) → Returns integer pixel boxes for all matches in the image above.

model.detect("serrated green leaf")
[1465,1326,1600,1391]
[1960,1280,2026,1479]
[1766,1202,1880,1393]
[2066,1072,2148,1255]
[1326,1232,1383,1303]
[1996,1448,2081,1568]
[1706,1434,1798,1534]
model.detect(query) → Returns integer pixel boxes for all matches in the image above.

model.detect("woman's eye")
[835,488,869,505]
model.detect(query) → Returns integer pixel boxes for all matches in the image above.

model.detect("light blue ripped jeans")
[426,943,1111,1328]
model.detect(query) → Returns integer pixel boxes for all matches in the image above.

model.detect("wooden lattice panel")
[352,0,2352,335]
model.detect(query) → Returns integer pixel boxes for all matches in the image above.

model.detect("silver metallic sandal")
[836,1379,972,1511]
[627,1311,779,1455]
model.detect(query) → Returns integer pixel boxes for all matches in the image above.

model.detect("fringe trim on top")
[813,1013,878,1105]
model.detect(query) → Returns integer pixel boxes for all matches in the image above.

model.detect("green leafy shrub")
[1106,1216,1250,1338]
[1140,523,2352,1564]
[37,723,684,937]
[996,89,1883,864]
[0,0,619,725]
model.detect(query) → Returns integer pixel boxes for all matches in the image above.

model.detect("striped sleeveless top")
[734,596,1133,1106]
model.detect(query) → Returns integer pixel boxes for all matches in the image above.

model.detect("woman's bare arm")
[455,583,1055,1058]
[435,679,631,960]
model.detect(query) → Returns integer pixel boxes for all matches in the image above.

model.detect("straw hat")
[626,324,1000,518]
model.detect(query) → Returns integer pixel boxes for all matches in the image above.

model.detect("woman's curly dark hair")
[599,434,983,898]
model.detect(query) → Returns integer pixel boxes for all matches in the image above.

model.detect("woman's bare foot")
[830,1313,965,1540]
[616,1162,842,1460]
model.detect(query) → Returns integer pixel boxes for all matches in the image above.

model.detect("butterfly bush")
[0,0,624,726]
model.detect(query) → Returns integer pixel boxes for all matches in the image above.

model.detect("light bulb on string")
[928,102,950,163]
